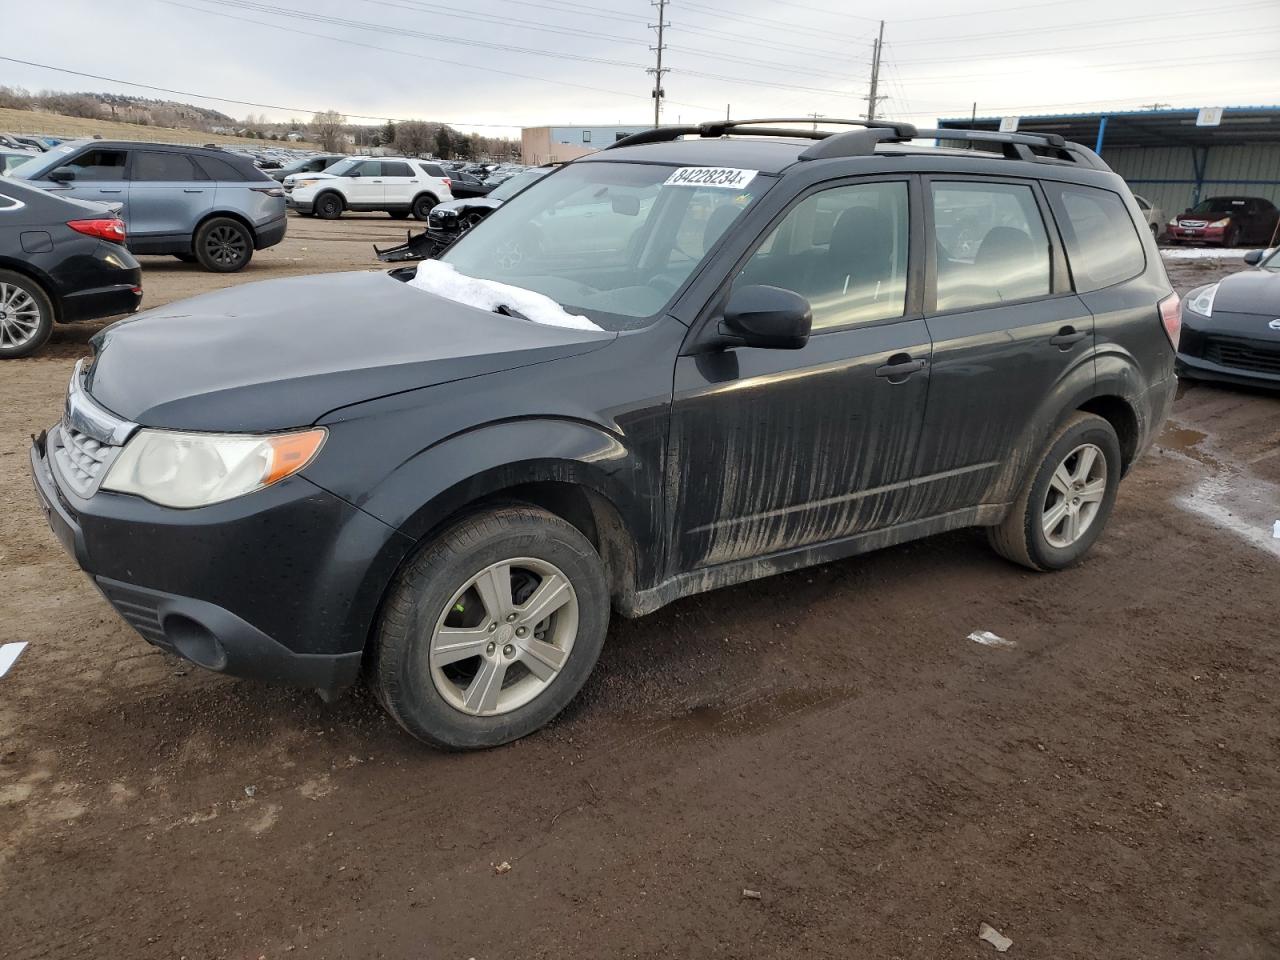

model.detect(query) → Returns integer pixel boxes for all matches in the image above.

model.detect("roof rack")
[606,117,918,151]
[915,128,1108,169]
[605,118,1108,171]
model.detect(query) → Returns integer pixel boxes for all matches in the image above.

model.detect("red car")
[1167,196,1280,246]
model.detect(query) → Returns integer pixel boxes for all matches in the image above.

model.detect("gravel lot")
[2,217,1277,959]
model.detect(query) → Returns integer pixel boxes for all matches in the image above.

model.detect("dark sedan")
[0,177,142,358]
[1177,247,1280,388]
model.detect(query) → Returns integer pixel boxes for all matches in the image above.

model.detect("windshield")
[440,161,767,330]
[1261,248,1280,273]
[323,157,360,177]
[1189,197,1250,216]
[488,168,548,201]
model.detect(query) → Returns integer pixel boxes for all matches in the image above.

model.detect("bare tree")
[393,121,434,157]
[311,110,347,152]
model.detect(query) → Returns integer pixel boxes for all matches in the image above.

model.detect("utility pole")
[808,112,826,131]
[865,19,886,122]
[647,0,670,128]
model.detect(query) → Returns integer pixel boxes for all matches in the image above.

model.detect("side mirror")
[611,194,640,216]
[1244,249,1264,266]
[721,285,812,350]
[48,167,76,183]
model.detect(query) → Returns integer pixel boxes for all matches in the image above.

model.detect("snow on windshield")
[408,260,602,331]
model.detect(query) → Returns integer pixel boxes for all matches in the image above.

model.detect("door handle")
[183,188,204,193]
[98,188,123,194]
[371,179,383,183]
[875,354,927,381]
[1050,326,1088,349]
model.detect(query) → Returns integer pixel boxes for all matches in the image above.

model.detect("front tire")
[411,194,437,221]
[0,269,54,359]
[988,412,1121,571]
[370,505,610,750]
[194,217,253,272]
[314,192,344,220]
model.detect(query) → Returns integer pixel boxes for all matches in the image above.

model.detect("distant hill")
[0,106,317,149]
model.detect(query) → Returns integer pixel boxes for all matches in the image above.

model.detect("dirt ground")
[1,218,1277,959]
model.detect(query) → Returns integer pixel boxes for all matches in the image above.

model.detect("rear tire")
[988,412,1121,571]
[370,505,610,750]
[0,269,54,359]
[314,192,344,220]
[194,217,253,273]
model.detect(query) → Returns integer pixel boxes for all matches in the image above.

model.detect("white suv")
[284,156,454,221]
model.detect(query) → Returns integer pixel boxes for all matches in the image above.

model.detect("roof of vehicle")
[587,121,1109,176]
[49,138,252,158]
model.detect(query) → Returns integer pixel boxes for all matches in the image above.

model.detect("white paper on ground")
[408,260,601,331]
[978,922,1013,953]
[0,641,29,679]
[968,630,1016,648]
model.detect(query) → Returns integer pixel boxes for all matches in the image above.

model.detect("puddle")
[1164,419,1280,560]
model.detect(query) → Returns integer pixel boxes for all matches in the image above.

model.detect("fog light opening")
[165,615,228,671]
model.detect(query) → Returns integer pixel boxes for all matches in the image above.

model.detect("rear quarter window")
[194,154,252,181]
[1049,184,1146,292]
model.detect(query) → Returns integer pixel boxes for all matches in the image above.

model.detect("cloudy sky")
[6,0,1280,134]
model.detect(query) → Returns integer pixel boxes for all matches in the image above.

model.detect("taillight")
[67,218,126,243]
[443,177,452,188]
[251,186,285,198]
[1158,292,1181,350]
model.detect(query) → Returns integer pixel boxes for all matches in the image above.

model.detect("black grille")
[96,579,168,645]
[1203,337,1280,375]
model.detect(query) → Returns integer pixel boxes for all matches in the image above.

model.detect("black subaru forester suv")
[31,119,1179,749]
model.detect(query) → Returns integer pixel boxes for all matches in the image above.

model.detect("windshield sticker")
[664,167,758,189]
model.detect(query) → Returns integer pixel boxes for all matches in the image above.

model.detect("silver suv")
[12,140,287,272]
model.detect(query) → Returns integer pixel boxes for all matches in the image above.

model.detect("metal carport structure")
[936,106,1280,219]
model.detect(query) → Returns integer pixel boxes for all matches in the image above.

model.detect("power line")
[890,0,1274,46]
[0,55,519,128]
[159,2,720,111]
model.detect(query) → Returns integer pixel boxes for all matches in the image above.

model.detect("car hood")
[85,271,615,432]
[433,197,502,216]
[1180,210,1236,221]
[1211,269,1280,317]
[283,171,338,185]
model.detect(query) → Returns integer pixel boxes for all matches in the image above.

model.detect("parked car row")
[1166,196,1280,246]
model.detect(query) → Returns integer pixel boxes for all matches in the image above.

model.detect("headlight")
[1210,218,1231,228]
[1186,283,1219,318]
[1168,218,1179,227]
[101,428,326,508]
[294,178,321,189]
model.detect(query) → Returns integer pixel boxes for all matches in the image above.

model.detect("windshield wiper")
[493,303,530,321]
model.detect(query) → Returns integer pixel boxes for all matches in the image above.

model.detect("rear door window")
[931,181,1051,311]
[1047,184,1146,292]
[382,161,413,178]
[132,151,203,181]
[59,148,128,182]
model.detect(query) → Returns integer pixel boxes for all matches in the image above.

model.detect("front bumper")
[1176,312,1280,389]
[1167,224,1227,244]
[285,193,314,215]
[30,421,413,692]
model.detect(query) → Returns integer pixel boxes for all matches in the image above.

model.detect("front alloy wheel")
[371,505,610,749]
[430,557,579,716]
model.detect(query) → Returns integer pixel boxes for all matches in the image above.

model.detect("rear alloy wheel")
[0,270,54,359]
[988,412,1121,571]
[370,505,610,749]
[411,195,436,221]
[194,218,253,272]
[315,193,344,220]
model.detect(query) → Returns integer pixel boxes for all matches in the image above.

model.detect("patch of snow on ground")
[1160,246,1274,261]
[408,260,602,331]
